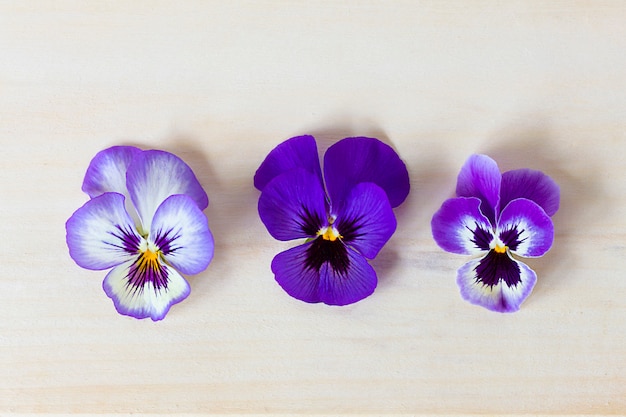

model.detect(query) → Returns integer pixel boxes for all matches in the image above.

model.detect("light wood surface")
[1,1,625,414]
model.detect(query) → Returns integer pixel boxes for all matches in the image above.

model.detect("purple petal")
[127,150,208,233]
[324,137,410,208]
[456,256,537,313]
[500,169,560,217]
[258,168,327,241]
[455,154,502,223]
[102,260,190,321]
[431,197,494,255]
[318,246,377,306]
[334,182,396,259]
[151,194,214,275]
[254,135,323,192]
[66,192,139,270]
[81,146,142,198]
[498,198,554,257]
[271,241,377,306]
[271,242,322,303]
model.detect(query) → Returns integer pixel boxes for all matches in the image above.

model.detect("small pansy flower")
[66,146,214,321]
[431,154,560,312]
[254,135,409,306]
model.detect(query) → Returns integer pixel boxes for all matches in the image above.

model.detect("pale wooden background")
[1,1,625,414]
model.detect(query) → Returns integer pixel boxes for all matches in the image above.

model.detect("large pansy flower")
[66,146,214,321]
[254,135,409,306]
[431,154,560,312]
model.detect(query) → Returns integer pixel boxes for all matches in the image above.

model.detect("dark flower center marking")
[126,247,169,295]
[474,250,521,288]
[336,214,365,242]
[152,227,182,255]
[299,205,370,278]
[498,225,527,252]
[108,224,172,295]
[470,222,493,251]
[304,236,350,276]
[298,206,324,236]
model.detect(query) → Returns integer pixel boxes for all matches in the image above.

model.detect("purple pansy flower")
[431,154,560,313]
[66,146,214,321]
[254,135,409,306]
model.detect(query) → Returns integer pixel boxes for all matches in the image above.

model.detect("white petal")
[82,146,141,198]
[102,260,191,321]
[151,195,214,275]
[456,257,537,313]
[126,150,208,232]
[66,193,139,270]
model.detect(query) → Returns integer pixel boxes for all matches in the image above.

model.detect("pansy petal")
[272,239,377,306]
[324,137,410,208]
[498,198,554,257]
[81,146,142,198]
[258,168,327,241]
[103,260,190,321]
[500,169,560,217]
[318,246,377,306]
[127,150,208,233]
[151,194,214,275]
[271,242,321,303]
[455,154,501,223]
[335,182,396,259]
[431,197,494,255]
[254,135,323,192]
[456,256,537,313]
[66,192,140,270]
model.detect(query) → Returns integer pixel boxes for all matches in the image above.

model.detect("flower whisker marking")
[298,206,323,236]
[126,248,169,296]
[105,224,142,253]
[469,222,492,251]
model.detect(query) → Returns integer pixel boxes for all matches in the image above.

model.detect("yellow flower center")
[318,226,342,242]
[136,245,162,273]
[494,243,507,254]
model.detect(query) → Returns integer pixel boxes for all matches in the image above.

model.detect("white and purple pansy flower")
[431,154,560,313]
[66,146,214,321]
[254,135,410,306]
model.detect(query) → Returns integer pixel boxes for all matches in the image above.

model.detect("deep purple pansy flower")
[431,154,560,313]
[66,146,214,321]
[254,135,409,306]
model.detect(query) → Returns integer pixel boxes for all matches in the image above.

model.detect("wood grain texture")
[1,1,625,414]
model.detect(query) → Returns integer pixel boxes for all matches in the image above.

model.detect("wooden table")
[1,1,625,414]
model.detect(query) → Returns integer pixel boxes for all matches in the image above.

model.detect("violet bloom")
[66,146,213,321]
[431,154,559,312]
[254,135,409,306]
